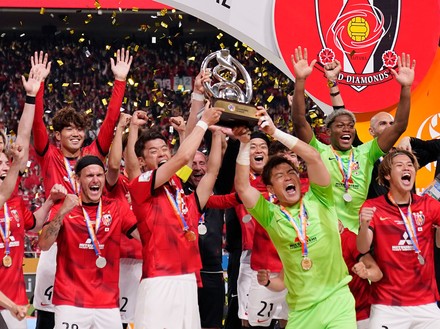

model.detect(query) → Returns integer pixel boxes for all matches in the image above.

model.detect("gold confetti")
[107,81,114,86]
[128,78,135,85]
[220,43,225,49]
[134,82,139,87]
[161,22,168,28]
[168,39,173,46]
[134,45,139,52]
[171,138,176,145]
[132,7,139,12]
[85,109,93,114]
[238,79,245,84]
[62,83,69,87]
[78,37,85,43]
[49,125,53,131]
[40,8,45,15]
[112,11,117,18]
[94,1,101,9]
[102,99,108,106]
[217,33,223,40]
[267,95,274,103]
[134,101,138,107]
[69,30,74,35]
[105,45,111,50]
[188,56,195,61]
[145,100,149,106]
[178,14,183,19]
[160,9,167,16]
[123,97,127,103]
[57,60,64,66]
[158,102,165,107]
[274,78,279,89]
[234,41,239,48]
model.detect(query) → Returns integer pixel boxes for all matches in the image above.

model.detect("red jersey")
[364,193,440,306]
[33,80,126,197]
[340,228,370,321]
[128,171,202,279]
[0,196,35,308]
[105,175,142,260]
[48,196,137,308]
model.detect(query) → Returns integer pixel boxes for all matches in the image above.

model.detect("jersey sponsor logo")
[79,238,105,250]
[392,232,414,252]
[290,235,317,250]
[0,240,20,248]
[139,171,153,182]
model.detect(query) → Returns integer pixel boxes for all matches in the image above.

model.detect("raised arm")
[32,184,68,232]
[0,144,24,208]
[377,53,415,152]
[154,102,222,189]
[30,51,51,155]
[95,48,132,157]
[185,70,210,137]
[290,46,317,143]
[38,194,79,251]
[233,128,261,209]
[196,130,224,208]
[126,111,148,180]
[357,206,376,254]
[258,108,330,187]
[17,67,43,170]
[106,113,131,187]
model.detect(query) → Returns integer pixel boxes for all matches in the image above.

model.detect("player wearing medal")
[30,49,132,328]
[126,104,222,329]
[357,149,440,328]
[38,155,139,329]
[105,113,143,328]
[290,46,415,233]
[234,110,356,328]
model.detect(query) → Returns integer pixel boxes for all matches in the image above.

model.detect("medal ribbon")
[164,186,190,232]
[280,199,309,257]
[81,198,103,257]
[0,203,11,256]
[388,193,422,257]
[64,157,79,194]
[199,213,205,225]
[331,146,354,194]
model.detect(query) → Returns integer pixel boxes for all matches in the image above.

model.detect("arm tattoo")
[43,212,64,240]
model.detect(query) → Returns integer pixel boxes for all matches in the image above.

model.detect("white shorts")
[247,271,288,327]
[33,244,57,312]
[356,318,369,329]
[119,258,142,323]
[134,273,201,329]
[237,250,252,320]
[54,305,122,329]
[369,303,440,329]
[0,309,27,329]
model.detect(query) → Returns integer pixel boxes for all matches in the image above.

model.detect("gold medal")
[2,254,12,268]
[301,257,312,271]
[184,230,197,242]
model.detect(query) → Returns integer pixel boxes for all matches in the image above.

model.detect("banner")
[0,0,170,9]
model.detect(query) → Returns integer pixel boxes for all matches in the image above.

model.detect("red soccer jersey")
[341,228,371,321]
[0,196,35,308]
[33,80,126,197]
[251,221,283,273]
[105,175,142,260]
[48,196,137,308]
[364,193,440,306]
[128,171,202,279]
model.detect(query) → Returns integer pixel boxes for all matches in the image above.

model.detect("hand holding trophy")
[198,49,258,127]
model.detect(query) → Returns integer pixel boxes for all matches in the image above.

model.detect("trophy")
[199,49,258,127]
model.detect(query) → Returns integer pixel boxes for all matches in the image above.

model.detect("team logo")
[139,170,153,182]
[412,211,425,226]
[274,0,439,113]
[102,213,112,226]
[228,104,235,112]
[11,209,20,223]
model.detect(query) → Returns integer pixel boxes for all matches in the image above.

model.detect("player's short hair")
[135,129,168,157]
[325,109,356,128]
[378,149,419,188]
[262,155,299,186]
[52,107,91,132]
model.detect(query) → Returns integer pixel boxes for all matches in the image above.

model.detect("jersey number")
[257,301,274,317]
[120,297,128,313]
[44,285,54,301]
[62,323,78,329]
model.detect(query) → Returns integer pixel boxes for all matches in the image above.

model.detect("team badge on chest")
[102,213,112,226]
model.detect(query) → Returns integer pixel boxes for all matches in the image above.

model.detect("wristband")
[264,279,271,287]
[25,95,36,104]
[191,92,205,102]
[196,120,208,132]
[272,129,298,150]
[330,91,340,97]
[327,80,338,88]
[236,142,250,166]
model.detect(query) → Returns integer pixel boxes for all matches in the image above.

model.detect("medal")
[184,230,197,242]
[418,253,425,265]
[2,254,12,268]
[242,214,252,223]
[198,223,207,235]
[96,256,107,268]
[343,193,352,202]
[301,257,312,271]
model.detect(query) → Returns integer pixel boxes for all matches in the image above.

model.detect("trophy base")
[213,99,259,128]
